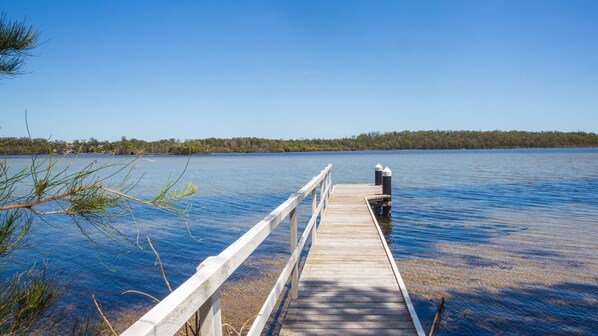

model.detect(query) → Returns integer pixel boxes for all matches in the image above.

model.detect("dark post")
[382,167,392,216]
[382,167,392,195]
[375,163,383,185]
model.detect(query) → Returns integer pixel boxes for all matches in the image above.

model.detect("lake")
[3,149,598,335]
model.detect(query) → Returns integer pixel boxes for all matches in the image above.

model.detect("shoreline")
[3,146,598,156]
[3,131,598,155]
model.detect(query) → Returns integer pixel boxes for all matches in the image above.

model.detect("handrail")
[246,175,332,335]
[122,164,333,336]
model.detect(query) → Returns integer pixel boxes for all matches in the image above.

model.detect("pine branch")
[146,237,172,292]
[0,185,179,214]
[0,13,40,77]
[0,185,101,211]
[91,292,116,336]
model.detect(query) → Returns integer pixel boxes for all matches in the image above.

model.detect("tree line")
[2,130,598,155]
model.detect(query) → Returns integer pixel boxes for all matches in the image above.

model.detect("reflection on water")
[376,215,393,245]
[3,149,598,334]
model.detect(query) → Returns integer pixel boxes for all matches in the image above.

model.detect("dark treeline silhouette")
[2,131,598,155]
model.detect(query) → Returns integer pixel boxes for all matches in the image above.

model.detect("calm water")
[4,149,598,335]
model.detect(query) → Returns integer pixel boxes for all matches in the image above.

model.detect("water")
[3,149,598,335]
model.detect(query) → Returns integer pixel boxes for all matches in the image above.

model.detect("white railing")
[122,165,333,336]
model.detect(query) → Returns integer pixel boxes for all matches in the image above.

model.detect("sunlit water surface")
[4,149,598,335]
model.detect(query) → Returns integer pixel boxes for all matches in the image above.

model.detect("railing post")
[311,188,317,244]
[327,171,332,203]
[290,208,298,300]
[199,291,222,336]
[320,178,326,211]
[323,173,328,208]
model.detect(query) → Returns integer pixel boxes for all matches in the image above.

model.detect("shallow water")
[3,149,598,335]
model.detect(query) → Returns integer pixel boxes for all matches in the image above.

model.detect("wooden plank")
[291,296,405,304]
[283,321,416,329]
[297,290,403,298]
[289,301,407,309]
[288,298,405,305]
[284,313,412,322]
[298,281,400,287]
[280,329,415,336]
[286,308,410,315]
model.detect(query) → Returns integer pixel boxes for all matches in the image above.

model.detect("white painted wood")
[199,291,222,336]
[290,208,298,300]
[319,181,324,220]
[325,173,331,208]
[311,188,317,244]
[121,165,332,336]
[295,165,332,199]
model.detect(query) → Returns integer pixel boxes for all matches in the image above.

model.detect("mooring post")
[382,167,392,216]
[290,208,299,300]
[373,163,384,214]
[375,163,383,185]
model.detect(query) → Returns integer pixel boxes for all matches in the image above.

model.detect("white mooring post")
[375,163,383,185]
[373,163,384,214]
[289,208,298,300]
[382,167,392,216]
[382,167,392,195]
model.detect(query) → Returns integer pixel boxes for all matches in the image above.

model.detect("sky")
[1,1,597,141]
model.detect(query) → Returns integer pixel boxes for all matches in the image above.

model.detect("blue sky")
[1,1,597,141]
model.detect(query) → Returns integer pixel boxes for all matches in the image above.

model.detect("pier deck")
[280,184,423,336]
[122,166,424,336]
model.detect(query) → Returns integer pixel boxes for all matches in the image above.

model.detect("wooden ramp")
[280,184,424,336]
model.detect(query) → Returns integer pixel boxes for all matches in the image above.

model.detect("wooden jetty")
[122,165,424,336]
[280,184,423,336]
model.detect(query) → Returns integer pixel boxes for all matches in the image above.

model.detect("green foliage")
[2,131,598,156]
[0,266,58,335]
[0,210,30,257]
[0,13,40,78]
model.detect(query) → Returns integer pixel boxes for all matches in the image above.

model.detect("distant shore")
[2,130,598,155]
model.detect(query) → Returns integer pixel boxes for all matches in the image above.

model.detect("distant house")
[62,143,74,154]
